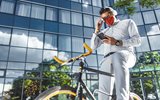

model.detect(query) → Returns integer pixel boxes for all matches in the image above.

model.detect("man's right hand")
[94,18,103,34]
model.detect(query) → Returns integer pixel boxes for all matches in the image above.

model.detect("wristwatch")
[115,40,121,46]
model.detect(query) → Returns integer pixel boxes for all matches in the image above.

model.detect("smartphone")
[97,32,108,40]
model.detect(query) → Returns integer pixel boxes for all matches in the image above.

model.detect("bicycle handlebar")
[53,43,92,65]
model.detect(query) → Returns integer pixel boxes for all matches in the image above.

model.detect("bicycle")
[35,43,142,100]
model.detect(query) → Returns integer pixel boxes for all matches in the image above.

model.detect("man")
[90,7,141,100]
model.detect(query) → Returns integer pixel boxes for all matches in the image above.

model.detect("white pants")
[98,50,136,100]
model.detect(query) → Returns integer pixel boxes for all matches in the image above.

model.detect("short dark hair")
[99,8,113,15]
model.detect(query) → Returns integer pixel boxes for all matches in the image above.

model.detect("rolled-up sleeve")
[90,33,103,50]
[122,19,141,47]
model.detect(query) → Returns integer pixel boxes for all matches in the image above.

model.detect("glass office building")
[0,0,160,99]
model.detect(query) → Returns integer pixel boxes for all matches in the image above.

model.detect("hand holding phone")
[97,32,108,40]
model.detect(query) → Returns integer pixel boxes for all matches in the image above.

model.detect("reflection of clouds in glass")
[0,31,10,45]
[43,50,57,60]
[58,52,70,61]
[147,24,160,35]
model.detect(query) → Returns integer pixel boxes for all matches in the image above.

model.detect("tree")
[114,0,160,15]
[131,51,160,99]
[3,59,72,100]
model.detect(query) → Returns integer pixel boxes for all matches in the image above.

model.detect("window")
[0,27,11,45]
[71,2,82,11]
[86,54,97,67]
[11,29,28,47]
[83,14,93,27]
[43,50,57,60]
[28,31,43,49]
[27,48,42,63]
[9,47,26,62]
[44,33,57,50]
[136,37,150,52]
[59,35,71,51]
[0,0,15,14]
[46,7,57,21]
[16,2,31,17]
[149,35,160,50]
[0,46,9,60]
[145,24,160,35]
[31,4,45,19]
[71,12,82,26]
[93,7,101,15]
[44,21,58,32]
[0,78,4,97]
[82,5,93,14]
[143,11,156,24]
[0,62,7,69]
[72,37,83,52]
[138,26,146,37]
[92,0,102,7]
[82,0,91,5]
[6,70,24,77]
[155,9,160,22]
[84,27,94,37]
[26,63,39,70]
[7,62,25,70]
[59,23,71,35]
[130,12,144,25]
[71,0,81,3]
[72,25,83,36]
[59,10,70,24]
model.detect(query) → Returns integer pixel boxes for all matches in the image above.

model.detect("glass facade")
[0,0,160,99]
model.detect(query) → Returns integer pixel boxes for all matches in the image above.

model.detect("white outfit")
[90,19,141,100]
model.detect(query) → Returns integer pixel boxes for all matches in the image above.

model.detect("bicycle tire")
[35,86,86,100]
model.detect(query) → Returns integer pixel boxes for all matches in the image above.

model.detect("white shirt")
[91,19,141,56]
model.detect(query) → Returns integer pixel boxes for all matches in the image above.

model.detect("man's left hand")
[102,36,117,45]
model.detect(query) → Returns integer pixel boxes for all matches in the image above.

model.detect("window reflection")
[0,0,15,14]
[92,0,102,7]
[28,31,43,49]
[7,62,25,70]
[44,33,57,50]
[149,35,160,50]
[11,29,28,47]
[71,12,82,26]
[0,27,11,45]
[82,0,91,5]
[59,35,71,51]
[31,4,45,19]
[145,24,160,35]
[9,47,26,62]
[46,7,57,21]
[86,54,97,67]
[155,9,160,22]
[43,50,57,60]
[59,10,70,24]
[27,48,42,63]
[82,5,93,14]
[6,70,24,78]
[58,51,71,61]
[130,12,144,25]
[71,0,81,3]
[136,37,150,52]
[0,78,4,97]
[72,37,83,52]
[143,11,156,24]
[0,46,9,60]
[26,63,39,70]
[16,2,31,17]
[0,62,7,69]
[72,25,83,36]
[83,14,93,27]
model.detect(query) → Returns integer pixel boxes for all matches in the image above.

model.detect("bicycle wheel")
[35,86,86,100]
[130,92,142,100]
